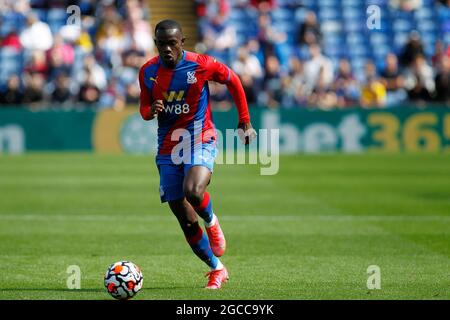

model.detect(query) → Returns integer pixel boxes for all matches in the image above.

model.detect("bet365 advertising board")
[0,106,449,154]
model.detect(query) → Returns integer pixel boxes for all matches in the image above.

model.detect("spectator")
[250,0,277,13]
[75,25,95,53]
[0,0,30,14]
[209,81,232,111]
[434,56,450,105]
[202,13,237,58]
[399,30,425,67]
[389,0,422,11]
[333,59,360,108]
[19,12,53,51]
[231,47,264,104]
[201,0,231,20]
[297,11,321,47]
[403,54,435,104]
[287,57,308,106]
[114,46,143,85]
[98,77,125,109]
[22,72,45,105]
[1,31,22,51]
[231,47,264,80]
[75,54,107,90]
[96,20,128,58]
[262,55,283,108]
[380,53,407,107]
[78,0,96,16]
[257,13,288,64]
[0,75,22,105]
[114,42,146,85]
[431,40,446,68]
[246,38,264,67]
[308,66,338,110]
[303,44,334,95]
[360,61,387,108]
[47,34,75,80]
[240,73,257,105]
[97,0,122,22]
[123,0,154,53]
[125,82,140,105]
[51,72,73,104]
[24,50,49,76]
[78,72,101,105]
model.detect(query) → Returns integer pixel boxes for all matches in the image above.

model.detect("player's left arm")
[205,56,257,145]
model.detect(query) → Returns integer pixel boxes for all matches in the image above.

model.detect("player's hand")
[151,100,164,116]
[237,122,257,145]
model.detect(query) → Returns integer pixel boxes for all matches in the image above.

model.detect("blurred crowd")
[0,0,154,109]
[195,0,450,110]
[0,0,449,111]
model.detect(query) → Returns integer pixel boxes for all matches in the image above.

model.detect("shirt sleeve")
[203,55,231,84]
[138,65,153,120]
[203,55,250,123]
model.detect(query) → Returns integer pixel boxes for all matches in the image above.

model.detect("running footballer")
[138,20,256,289]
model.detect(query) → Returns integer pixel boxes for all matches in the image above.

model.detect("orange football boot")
[205,267,229,289]
[205,217,226,257]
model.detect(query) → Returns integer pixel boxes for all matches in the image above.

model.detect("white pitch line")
[0,214,448,222]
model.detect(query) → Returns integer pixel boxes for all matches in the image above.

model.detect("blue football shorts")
[156,142,217,203]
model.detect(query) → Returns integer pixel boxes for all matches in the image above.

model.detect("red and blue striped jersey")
[139,50,250,163]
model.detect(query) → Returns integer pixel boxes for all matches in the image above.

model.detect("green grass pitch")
[0,153,449,300]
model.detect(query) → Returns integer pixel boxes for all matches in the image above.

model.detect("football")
[104,261,143,300]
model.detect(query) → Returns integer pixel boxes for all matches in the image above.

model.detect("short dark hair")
[155,19,182,34]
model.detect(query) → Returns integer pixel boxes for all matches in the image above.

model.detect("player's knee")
[181,220,200,238]
[184,186,203,207]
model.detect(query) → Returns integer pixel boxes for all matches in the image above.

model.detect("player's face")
[155,29,184,68]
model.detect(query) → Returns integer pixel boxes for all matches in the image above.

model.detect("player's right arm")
[138,65,164,120]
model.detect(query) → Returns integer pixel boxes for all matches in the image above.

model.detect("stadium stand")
[0,0,449,109]
[196,0,450,109]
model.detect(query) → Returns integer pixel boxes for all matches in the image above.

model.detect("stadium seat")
[417,20,437,33]
[47,8,67,22]
[393,32,409,51]
[317,0,340,7]
[346,32,366,46]
[270,8,294,22]
[0,12,26,36]
[321,20,343,33]
[323,33,345,46]
[342,0,363,7]
[414,7,433,20]
[342,8,364,20]
[46,8,68,34]
[229,9,246,21]
[297,0,317,9]
[0,48,20,61]
[370,33,389,46]
[444,33,450,46]
[32,9,47,22]
[393,19,415,33]
[318,9,341,21]
[344,20,365,32]
[365,0,388,6]
[294,7,308,23]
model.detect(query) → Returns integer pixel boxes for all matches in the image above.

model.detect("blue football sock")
[193,191,214,224]
[185,222,218,269]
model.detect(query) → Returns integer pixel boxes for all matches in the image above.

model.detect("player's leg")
[158,164,228,288]
[167,198,222,269]
[183,165,226,257]
[168,198,229,289]
[183,165,213,222]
